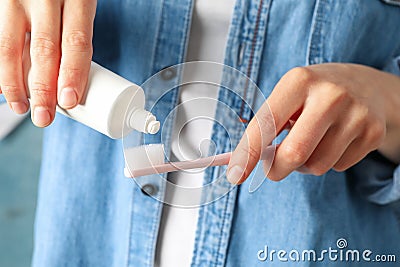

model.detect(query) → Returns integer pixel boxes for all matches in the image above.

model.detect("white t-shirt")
[154,0,235,267]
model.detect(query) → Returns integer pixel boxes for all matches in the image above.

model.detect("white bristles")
[124,144,165,177]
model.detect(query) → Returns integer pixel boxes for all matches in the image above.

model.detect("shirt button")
[237,42,246,66]
[141,184,158,196]
[160,67,176,80]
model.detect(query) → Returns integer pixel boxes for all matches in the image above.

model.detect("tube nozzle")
[128,108,160,134]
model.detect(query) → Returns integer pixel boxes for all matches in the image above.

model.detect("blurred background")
[0,105,43,267]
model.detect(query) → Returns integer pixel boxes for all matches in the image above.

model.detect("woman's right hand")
[0,0,97,127]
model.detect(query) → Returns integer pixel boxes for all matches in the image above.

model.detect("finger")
[301,124,357,175]
[333,138,371,172]
[0,3,29,114]
[226,120,262,185]
[226,68,312,184]
[58,0,96,109]
[22,33,32,91]
[29,1,61,127]
[333,122,385,172]
[267,98,335,181]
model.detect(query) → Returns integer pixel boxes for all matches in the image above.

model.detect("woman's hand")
[0,0,97,127]
[227,63,400,184]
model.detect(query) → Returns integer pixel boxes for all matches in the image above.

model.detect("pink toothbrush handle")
[127,152,231,178]
[125,145,275,178]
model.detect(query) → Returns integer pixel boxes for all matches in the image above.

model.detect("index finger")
[226,67,309,184]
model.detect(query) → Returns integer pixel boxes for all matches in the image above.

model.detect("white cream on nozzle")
[27,61,160,139]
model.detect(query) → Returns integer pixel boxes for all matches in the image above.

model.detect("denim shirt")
[1,0,398,266]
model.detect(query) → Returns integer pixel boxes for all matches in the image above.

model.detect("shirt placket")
[126,0,194,266]
[191,0,272,266]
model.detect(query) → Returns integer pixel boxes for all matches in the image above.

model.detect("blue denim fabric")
[9,0,398,266]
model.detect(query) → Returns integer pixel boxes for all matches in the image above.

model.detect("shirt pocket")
[307,0,400,68]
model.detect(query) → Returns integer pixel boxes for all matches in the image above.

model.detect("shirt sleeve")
[348,151,400,205]
[347,55,400,205]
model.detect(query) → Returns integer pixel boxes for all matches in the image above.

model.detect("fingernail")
[59,87,78,108]
[33,106,51,127]
[10,101,29,114]
[227,165,244,184]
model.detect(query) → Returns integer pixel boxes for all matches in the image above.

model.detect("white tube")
[27,62,160,139]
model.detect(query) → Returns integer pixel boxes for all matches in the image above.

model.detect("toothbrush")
[124,144,275,178]
[124,144,276,193]
[124,151,231,178]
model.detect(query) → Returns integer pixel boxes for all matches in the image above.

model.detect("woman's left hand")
[227,63,400,184]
